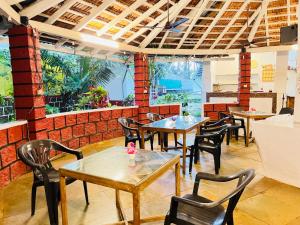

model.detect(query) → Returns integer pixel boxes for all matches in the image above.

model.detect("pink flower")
[126,142,136,154]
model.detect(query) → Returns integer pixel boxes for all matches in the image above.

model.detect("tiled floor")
[1,136,300,225]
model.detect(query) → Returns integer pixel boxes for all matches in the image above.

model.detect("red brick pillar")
[134,53,150,123]
[8,25,48,140]
[238,52,251,110]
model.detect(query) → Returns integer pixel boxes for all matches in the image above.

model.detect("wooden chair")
[165,169,255,225]
[17,139,89,225]
[118,117,154,150]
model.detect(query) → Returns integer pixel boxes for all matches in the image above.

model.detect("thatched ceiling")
[1,0,298,57]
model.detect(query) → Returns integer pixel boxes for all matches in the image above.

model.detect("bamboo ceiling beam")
[177,0,210,49]
[73,0,114,31]
[96,0,145,37]
[248,0,271,43]
[19,0,64,19]
[194,0,232,49]
[210,0,251,50]
[225,5,261,49]
[46,0,77,24]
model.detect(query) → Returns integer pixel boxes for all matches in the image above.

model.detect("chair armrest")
[51,140,83,160]
[171,196,218,209]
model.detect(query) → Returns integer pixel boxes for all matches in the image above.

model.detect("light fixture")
[81,34,119,49]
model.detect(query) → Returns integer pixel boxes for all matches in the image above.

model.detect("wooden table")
[59,146,181,225]
[140,116,210,174]
[231,111,275,147]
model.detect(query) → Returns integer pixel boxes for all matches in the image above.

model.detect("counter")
[206,92,277,113]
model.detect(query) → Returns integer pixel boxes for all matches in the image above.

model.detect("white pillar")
[274,51,288,112]
[293,1,300,123]
[202,61,212,103]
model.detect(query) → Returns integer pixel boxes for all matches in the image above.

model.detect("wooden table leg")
[60,175,68,225]
[140,128,145,149]
[132,191,140,225]
[115,190,128,224]
[246,117,250,147]
[175,161,181,196]
[182,132,186,175]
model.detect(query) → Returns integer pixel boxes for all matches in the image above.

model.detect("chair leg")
[194,147,199,164]
[125,138,129,147]
[44,183,57,225]
[150,137,154,150]
[226,130,230,145]
[164,216,171,225]
[227,214,234,225]
[213,154,220,175]
[31,183,37,216]
[235,129,239,140]
[163,133,168,147]
[174,133,178,147]
[158,132,161,145]
[189,146,194,174]
[83,181,89,205]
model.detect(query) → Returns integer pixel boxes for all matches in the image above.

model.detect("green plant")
[123,94,134,106]
[0,95,5,105]
[45,104,60,115]
[77,86,109,109]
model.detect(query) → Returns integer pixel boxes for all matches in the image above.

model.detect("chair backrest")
[17,140,64,176]
[118,117,137,137]
[279,107,294,115]
[146,113,164,122]
[217,125,228,144]
[223,169,255,224]
[228,106,243,113]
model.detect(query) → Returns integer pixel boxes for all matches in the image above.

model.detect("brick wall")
[149,104,181,117]
[0,121,29,188]
[0,104,180,188]
[46,106,139,149]
[203,103,239,120]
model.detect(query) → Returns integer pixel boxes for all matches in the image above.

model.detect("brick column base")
[8,25,48,140]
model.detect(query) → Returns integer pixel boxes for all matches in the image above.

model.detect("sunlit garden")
[0,44,203,123]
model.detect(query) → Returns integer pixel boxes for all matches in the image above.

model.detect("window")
[149,58,203,116]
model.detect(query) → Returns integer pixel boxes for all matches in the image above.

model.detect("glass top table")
[231,111,275,147]
[140,116,210,174]
[59,146,181,225]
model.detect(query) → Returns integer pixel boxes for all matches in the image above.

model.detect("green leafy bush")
[45,104,60,115]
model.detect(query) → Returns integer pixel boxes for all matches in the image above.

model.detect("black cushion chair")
[118,117,154,150]
[164,169,255,225]
[17,139,89,225]
[194,125,228,174]
[279,107,294,115]
[146,112,177,148]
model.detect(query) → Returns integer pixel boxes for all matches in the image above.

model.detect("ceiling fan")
[136,0,188,33]
[240,5,271,50]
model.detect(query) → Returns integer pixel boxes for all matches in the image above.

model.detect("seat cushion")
[176,194,225,225]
